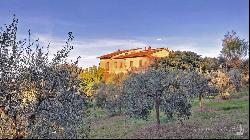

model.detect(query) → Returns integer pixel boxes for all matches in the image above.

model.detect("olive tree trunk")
[199,95,204,111]
[155,96,160,125]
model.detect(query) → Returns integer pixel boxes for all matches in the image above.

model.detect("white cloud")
[140,36,223,58]
[168,42,223,58]
[31,34,147,68]
[153,43,222,58]
[156,38,162,41]
[24,34,223,68]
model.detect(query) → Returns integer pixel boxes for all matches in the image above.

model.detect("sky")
[0,0,249,68]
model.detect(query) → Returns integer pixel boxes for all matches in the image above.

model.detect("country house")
[97,46,172,79]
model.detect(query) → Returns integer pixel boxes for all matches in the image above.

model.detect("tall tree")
[152,51,203,72]
[220,30,249,70]
[152,50,221,74]
[0,16,89,139]
[79,65,104,97]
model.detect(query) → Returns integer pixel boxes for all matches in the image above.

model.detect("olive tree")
[93,82,107,108]
[94,82,122,116]
[184,69,219,110]
[27,91,90,139]
[122,69,218,125]
[0,16,89,138]
[227,68,242,92]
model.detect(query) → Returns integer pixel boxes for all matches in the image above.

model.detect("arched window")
[120,62,123,68]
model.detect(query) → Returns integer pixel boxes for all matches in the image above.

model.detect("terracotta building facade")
[97,46,172,80]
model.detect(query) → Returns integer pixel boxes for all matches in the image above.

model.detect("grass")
[229,86,250,99]
[87,87,249,139]
[187,86,249,139]
[88,107,108,119]
[88,110,153,138]
[207,98,248,110]
[191,95,248,112]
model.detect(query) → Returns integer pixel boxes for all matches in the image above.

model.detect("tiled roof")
[113,48,168,59]
[97,48,142,59]
[113,51,150,59]
[97,49,130,59]
[97,47,170,59]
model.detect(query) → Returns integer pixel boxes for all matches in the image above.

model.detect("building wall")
[151,49,170,57]
[99,49,170,76]
[123,57,150,72]
[100,57,150,74]
[110,59,126,74]
[99,59,109,72]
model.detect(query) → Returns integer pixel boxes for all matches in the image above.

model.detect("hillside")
[87,87,249,139]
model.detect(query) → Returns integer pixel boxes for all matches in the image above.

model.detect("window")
[139,60,143,67]
[114,62,117,68]
[130,61,133,67]
[120,62,123,68]
[105,62,109,70]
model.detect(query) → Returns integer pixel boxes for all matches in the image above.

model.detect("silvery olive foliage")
[183,69,219,98]
[182,69,219,110]
[27,91,90,139]
[0,16,89,139]
[93,82,107,108]
[121,71,155,120]
[227,68,242,92]
[122,69,218,124]
[94,82,122,116]
[104,84,123,116]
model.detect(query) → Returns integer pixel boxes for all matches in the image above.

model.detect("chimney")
[148,46,151,51]
[118,49,120,51]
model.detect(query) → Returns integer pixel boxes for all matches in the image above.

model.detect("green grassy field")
[87,87,249,139]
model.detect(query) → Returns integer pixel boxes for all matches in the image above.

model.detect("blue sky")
[0,0,249,67]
